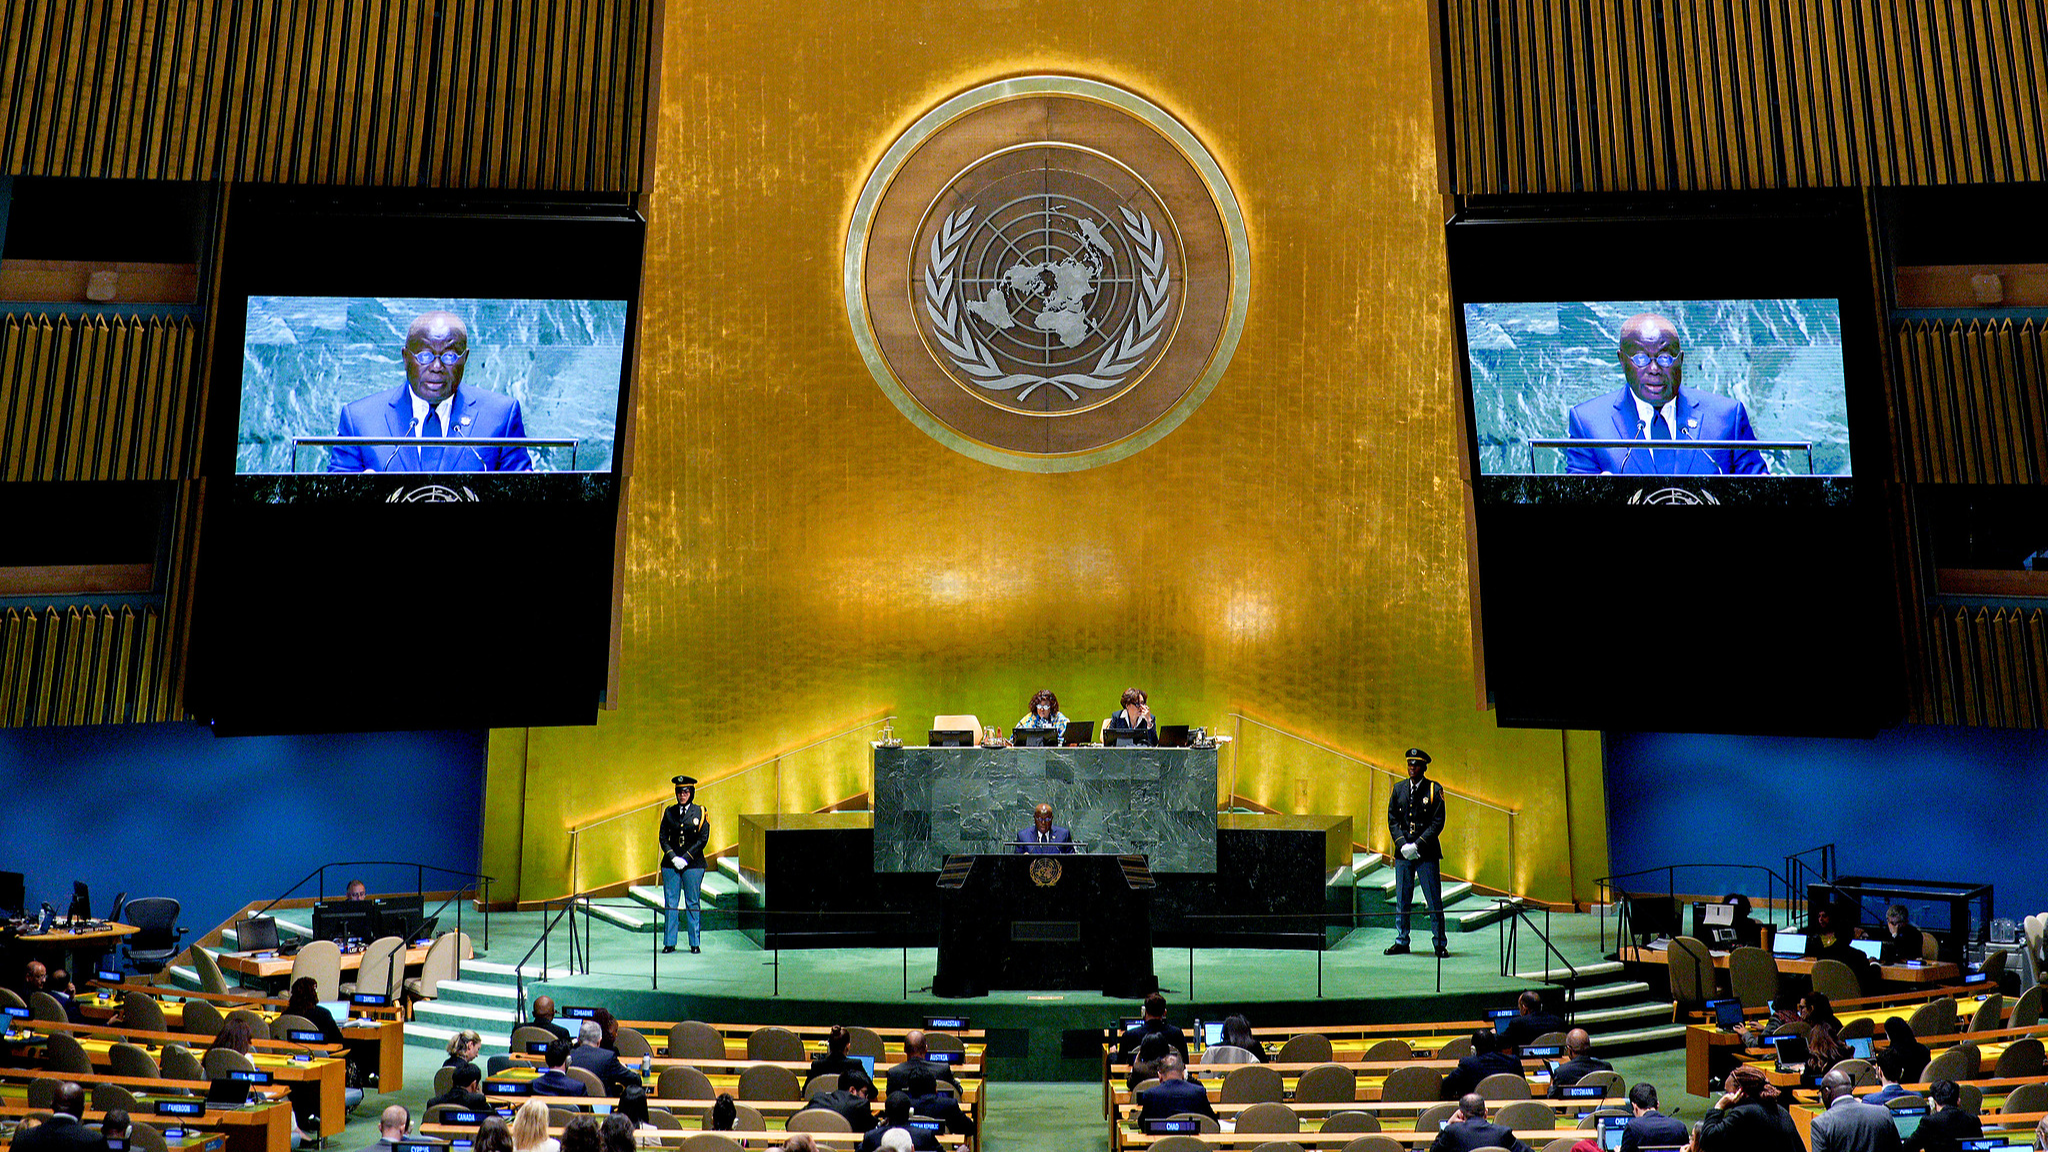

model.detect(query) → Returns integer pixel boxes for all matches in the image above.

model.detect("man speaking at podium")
[1015,803,1075,854]
[328,310,535,473]
[1563,312,1767,476]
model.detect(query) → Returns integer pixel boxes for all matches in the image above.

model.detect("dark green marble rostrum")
[871,745,1219,873]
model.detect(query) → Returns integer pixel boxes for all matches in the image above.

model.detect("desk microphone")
[1615,418,1647,474]
[377,417,419,472]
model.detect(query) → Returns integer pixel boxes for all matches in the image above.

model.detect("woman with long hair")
[511,1099,559,1152]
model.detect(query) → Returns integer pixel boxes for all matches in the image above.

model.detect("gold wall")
[484,0,1608,905]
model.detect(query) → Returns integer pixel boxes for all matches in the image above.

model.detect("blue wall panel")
[1605,726,2048,922]
[0,723,486,949]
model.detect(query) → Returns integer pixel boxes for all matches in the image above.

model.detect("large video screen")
[237,296,626,475]
[1464,299,1849,479]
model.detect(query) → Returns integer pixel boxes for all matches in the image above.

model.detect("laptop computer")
[1772,931,1807,958]
[1203,1021,1226,1047]
[853,1054,875,1077]
[1890,1105,1928,1139]
[1485,1008,1518,1033]
[1062,720,1094,746]
[237,916,280,953]
[1710,998,1746,1030]
[1768,1033,1809,1071]
[1852,939,1884,961]
[204,1078,252,1108]
[1157,724,1191,747]
[1846,1036,1874,1060]
[1596,1114,1631,1151]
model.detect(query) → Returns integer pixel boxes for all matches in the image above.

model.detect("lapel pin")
[1686,418,1698,428]
[460,415,473,427]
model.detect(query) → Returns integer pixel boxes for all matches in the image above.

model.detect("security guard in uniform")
[659,775,710,954]
[1384,748,1448,958]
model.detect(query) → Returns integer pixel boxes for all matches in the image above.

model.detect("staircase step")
[433,979,520,1007]
[702,871,741,899]
[1352,853,1388,877]
[1586,1022,1688,1050]
[1563,981,1653,1005]
[588,903,661,934]
[405,1020,510,1056]
[1571,1001,1674,1028]
[1514,960,1625,983]
[461,960,575,984]
[1449,896,1521,931]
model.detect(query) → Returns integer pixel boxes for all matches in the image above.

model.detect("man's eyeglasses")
[409,349,469,367]
[1627,352,1678,369]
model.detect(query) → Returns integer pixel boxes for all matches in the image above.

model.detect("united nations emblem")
[386,484,479,503]
[1028,856,1063,888]
[1628,487,1722,506]
[847,77,1248,471]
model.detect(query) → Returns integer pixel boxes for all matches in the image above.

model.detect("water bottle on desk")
[640,1052,651,1080]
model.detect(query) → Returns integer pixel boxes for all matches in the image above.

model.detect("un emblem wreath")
[845,76,1249,471]
[923,204,1172,403]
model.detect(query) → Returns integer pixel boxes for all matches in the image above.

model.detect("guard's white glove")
[671,856,686,870]
[1399,843,1421,861]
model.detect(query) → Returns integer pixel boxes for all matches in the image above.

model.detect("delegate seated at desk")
[1016,688,1068,741]
[1103,687,1157,745]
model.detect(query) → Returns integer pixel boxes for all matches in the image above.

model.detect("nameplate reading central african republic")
[846,77,1248,472]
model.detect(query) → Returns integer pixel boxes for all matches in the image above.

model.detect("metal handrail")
[513,894,592,1016]
[1497,902,1578,1016]
[242,859,496,949]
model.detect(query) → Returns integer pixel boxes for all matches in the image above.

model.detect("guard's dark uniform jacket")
[1386,776,1445,862]
[660,801,710,870]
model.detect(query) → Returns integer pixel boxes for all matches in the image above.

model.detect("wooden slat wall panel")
[1893,320,2048,485]
[0,603,173,727]
[1919,604,2048,729]
[0,312,198,481]
[0,0,654,191]
[1441,0,2048,193]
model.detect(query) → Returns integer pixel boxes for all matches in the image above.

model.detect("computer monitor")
[1011,727,1060,747]
[1157,724,1191,747]
[927,729,975,748]
[237,916,281,953]
[0,871,24,917]
[370,895,425,941]
[1692,900,1739,947]
[1772,931,1807,956]
[1626,894,1681,941]
[1104,727,1149,747]
[313,901,374,943]
[1061,720,1094,745]
[1890,1105,1927,1139]
[68,881,91,922]
[1852,939,1884,961]
[1203,1021,1225,1047]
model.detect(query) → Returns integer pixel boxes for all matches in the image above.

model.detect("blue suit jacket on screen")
[1015,826,1075,854]
[328,384,534,472]
[1563,385,1767,475]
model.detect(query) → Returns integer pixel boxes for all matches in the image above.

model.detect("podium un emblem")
[1029,856,1064,888]
[846,77,1249,472]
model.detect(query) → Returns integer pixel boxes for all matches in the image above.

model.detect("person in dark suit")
[857,1093,940,1152]
[1699,1066,1802,1151]
[530,1039,588,1100]
[1502,991,1568,1048]
[1440,1030,1522,1100]
[1014,803,1076,854]
[1619,1084,1689,1152]
[799,1070,876,1132]
[1136,1054,1217,1122]
[12,1083,110,1152]
[883,1031,960,1096]
[1867,905,1926,965]
[328,312,534,473]
[1117,993,1189,1063]
[1429,1094,1531,1152]
[427,1063,493,1113]
[1385,748,1448,957]
[1808,1069,1904,1152]
[1103,688,1157,745]
[43,969,85,1025]
[567,1019,641,1094]
[905,1070,975,1138]
[513,996,574,1047]
[1547,1029,1613,1097]
[370,1105,412,1150]
[1903,1079,1980,1152]
[659,775,711,955]
[1563,312,1767,476]
[808,1025,868,1083]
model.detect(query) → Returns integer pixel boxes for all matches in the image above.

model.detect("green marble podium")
[871,744,1218,873]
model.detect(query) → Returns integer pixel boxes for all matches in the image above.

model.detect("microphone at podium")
[1013,802,1077,854]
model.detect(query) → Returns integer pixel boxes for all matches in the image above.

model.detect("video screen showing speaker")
[1447,194,1902,735]
[1464,298,1851,485]
[191,188,644,734]
[234,295,627,478]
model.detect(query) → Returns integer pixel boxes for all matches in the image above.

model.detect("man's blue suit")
[1564,386,1767,475]
[1014,825,1075,854]
[328,384,534,472]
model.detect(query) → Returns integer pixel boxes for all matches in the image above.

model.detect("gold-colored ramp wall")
[483,0,1609,908]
